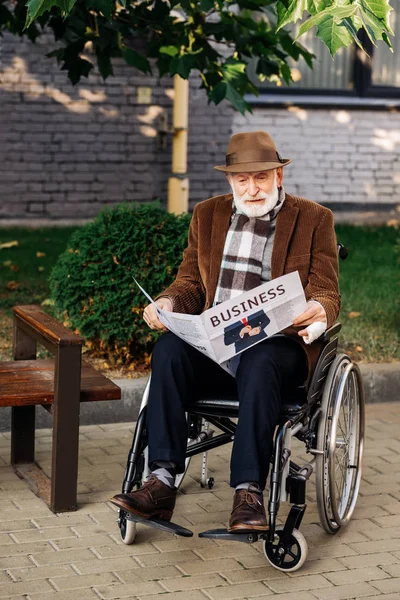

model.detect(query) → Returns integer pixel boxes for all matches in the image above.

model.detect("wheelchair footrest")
[126,513,193,537]
[199,528,268,544]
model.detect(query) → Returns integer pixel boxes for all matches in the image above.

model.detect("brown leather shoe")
[228,489,269,532]
[110,476,177,521]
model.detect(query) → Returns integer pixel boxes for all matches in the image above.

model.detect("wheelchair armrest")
[338,243,348,260]
[320,322,341,344]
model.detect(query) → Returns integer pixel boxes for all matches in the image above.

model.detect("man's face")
[228,168,283,218]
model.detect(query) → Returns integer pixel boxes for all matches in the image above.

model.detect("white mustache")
[240,194,268,202]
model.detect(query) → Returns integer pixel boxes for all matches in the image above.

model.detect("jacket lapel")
[208,195,233,304]
[271,194,299,279]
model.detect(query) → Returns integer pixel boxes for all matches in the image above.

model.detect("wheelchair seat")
[192,384,308,420]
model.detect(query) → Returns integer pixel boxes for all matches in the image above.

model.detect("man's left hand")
[293,301,327,338]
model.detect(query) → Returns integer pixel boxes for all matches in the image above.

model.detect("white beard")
[230,174,280,218]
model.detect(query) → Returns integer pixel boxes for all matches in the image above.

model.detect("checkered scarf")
[214,187,285,305]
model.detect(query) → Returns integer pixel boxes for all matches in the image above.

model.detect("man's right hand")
[143,298,173,330]
[239,325,252,338]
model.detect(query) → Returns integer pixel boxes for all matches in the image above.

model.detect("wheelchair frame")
[117,321,365,572]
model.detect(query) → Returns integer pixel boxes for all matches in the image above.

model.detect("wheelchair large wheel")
[315,354,365,534]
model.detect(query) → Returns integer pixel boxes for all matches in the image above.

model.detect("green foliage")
[49,203,191,364]
[0,0,395,113]
[290,0,394,55]
[0,0,311,114]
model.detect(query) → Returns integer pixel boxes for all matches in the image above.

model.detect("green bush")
[50,202,191,364]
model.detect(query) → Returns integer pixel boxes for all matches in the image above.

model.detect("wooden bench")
[0,305,121,513]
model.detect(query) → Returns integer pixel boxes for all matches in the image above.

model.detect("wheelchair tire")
[315,354,365,534]
[119,512,137,545]
[264,526,308,572]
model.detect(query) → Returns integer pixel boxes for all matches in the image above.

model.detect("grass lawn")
[0,224,398,365]
[0,227,78,363]
[335,225,399,362]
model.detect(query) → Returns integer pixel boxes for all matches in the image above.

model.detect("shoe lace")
[238,489,262,508]
[144,475,158,487]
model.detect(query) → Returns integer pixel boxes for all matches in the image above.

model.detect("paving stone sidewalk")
[1,402,400,600]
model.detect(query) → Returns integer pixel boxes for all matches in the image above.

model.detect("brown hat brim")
[214,159,291,173]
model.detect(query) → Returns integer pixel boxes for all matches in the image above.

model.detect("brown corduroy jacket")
[159,192,341,378]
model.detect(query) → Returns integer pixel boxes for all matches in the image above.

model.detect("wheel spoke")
[277,551,285,567]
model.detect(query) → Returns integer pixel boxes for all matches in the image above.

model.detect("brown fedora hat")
[214,130,291,173]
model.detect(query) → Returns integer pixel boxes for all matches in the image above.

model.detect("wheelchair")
[115,247,365,573]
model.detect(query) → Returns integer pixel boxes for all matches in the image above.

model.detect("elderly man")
[111,130,340,532]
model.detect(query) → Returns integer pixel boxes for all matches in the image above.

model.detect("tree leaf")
[170,53,199,78]
[96,50,114,78]
[66,57,93,85]
[25,0,77,28]
[296,4,357,39]
[358,0,394,44]
[222,59,247,83]
[382,31,393,49]
[209,81,227,105]
[342,16,365,50]
[307,0,327,15]
[159,45,179,57]
[122,48,152,74]
[281,62,292,84]
[257,57,280,77]
[224,82,251,114]
[316,14,354,55]
[276,0,307,31]
[25,0,52,28]
[199,0,215,10]
[360,0,393,33]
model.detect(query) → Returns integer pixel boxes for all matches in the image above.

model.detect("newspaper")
[135,271,307,376]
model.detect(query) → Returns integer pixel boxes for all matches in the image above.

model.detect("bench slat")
[0,359,121,407]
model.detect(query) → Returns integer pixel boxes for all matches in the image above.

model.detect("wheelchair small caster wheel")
[207,477,214,489]
[119,512,137,545]
[263,526,307,572]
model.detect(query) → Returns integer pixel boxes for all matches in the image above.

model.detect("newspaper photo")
[135,271,307,376]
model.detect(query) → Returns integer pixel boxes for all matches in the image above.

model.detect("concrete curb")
[0,363,398,432]
[358,362,400,404]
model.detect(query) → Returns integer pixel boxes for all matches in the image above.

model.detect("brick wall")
[0,33,232,218]
[233,107,400,209]
[1,32,399,219]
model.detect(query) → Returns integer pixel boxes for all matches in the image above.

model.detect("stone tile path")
[1,402,400,600]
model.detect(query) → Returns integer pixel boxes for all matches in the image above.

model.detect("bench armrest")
[13,305,81,353]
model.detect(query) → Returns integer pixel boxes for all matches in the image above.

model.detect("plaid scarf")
[214,187,285,305]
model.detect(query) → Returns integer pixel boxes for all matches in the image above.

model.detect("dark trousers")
[146,333,308,489]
